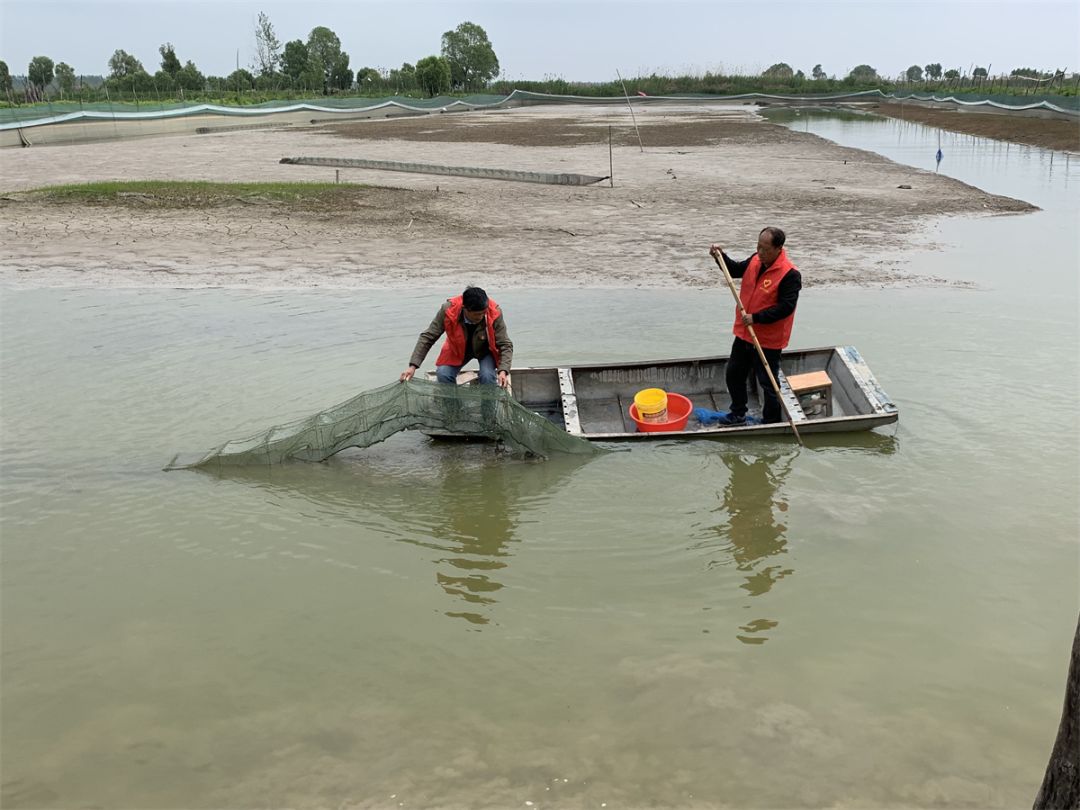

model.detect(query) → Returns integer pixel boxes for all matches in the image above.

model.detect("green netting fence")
[4,88,1076,132]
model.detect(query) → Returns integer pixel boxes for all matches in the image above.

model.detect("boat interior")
[507,346,892,436]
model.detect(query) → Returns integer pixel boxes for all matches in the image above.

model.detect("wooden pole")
[712,251,804,446]
[609,125,614,187]
[615,69,644,152]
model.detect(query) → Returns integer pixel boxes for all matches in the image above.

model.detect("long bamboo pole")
[615,69,644,153]
[712,251,804,445]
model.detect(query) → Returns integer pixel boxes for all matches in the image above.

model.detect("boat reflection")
[801,431,899,454]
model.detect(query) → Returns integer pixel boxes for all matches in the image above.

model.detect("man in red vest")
[400,286,514,388]
[709,227,802,425]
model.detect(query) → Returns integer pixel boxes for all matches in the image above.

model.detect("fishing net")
[166,379,597,470]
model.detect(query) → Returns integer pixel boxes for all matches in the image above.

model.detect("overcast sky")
[1,0,1077,81]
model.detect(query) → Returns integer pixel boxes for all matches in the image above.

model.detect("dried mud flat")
[0,104,1037,290]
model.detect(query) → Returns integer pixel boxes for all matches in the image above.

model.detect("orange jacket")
[733,250,798,350]
[436,296,504,368]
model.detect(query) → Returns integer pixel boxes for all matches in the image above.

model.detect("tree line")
[761,61,1072,91]
[493,63,1077,103]
[1,18,1075,106]
[0,14,500,102]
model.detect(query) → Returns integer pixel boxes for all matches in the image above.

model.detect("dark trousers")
[726,337,784,423]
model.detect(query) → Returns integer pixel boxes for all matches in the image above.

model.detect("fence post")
[608,125,614,188]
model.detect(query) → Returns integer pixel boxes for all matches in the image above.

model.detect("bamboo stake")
[615,69,644,152]
[609,125,614,187]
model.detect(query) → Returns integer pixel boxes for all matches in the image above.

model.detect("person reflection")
[710,450,795,644]
[211,446,588,629]
[429,455,518,627]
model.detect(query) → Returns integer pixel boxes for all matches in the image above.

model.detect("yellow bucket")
[634,388,668,423]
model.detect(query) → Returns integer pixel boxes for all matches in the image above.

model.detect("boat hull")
[507,345,898,441]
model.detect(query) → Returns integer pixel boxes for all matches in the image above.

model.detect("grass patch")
[19,180,388,210]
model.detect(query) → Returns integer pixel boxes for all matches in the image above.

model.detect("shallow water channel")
[2,113,1078,808]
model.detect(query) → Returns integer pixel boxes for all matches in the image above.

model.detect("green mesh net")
[166,379,597,470]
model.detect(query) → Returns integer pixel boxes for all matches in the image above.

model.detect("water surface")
[2,113,1077,809]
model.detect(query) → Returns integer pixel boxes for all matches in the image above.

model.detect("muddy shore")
[0,104,1037,290]
[873,101,1078,152]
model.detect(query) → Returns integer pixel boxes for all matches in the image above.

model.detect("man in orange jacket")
[400,286,514,388]
[709,227,802,425]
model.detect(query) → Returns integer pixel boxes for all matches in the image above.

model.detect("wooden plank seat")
[784,370,833,417]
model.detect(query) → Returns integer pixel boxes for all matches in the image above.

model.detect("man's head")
[756,227,786,268]
[461,286,489,322]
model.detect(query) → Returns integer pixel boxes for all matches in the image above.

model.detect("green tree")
[905,64,923,82]
[281,39,309,80]
[390,62,416,92]
[0,60,12,95]
[55,62,75,95]
[762,62,793,79]
[415,55,451,96]
[254,11,282,76]
[28,55,55,91]
[227,68,255,91]
[254,72,278,91]
[944,69,960,79]
[845,64,878,83]
[1011,67,1044,78]
[106,49,152,94]
[973,66,988,78]
[356,66,380,89]
[440,21,499,89]
[357,66,381,84]
[159,43,181,78]
[329,53,353,90]
[299,65,324,91]
[924,63,942,80]
[177,60,205,93]
[152,69,176,92]
[812,63,826,80]
[108,49,144,79]
[307,26,344,91]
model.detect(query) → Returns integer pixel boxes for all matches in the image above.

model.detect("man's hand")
[741,312,754,326]
[400,365,417,382]
[709,243,724,258]
[497,370,510,389]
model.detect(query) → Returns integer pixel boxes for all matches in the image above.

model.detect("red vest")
[733,249,798,350]
[436,296,502,367]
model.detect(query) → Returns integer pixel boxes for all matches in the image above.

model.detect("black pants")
[726,337,784,423]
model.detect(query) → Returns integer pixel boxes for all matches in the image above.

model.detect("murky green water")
[2,115,1077,808]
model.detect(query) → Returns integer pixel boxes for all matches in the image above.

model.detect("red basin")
[629,392,693,432]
